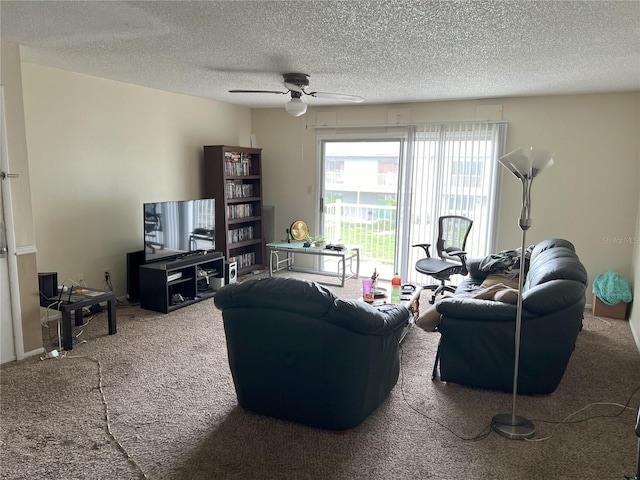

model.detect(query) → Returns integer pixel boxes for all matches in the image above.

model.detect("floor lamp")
[492,146,555,440]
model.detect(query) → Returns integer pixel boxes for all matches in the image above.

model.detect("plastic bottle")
[391,273,401,303]
[371,268,378,293]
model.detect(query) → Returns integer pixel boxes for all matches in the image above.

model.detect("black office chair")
[413,215,473,304]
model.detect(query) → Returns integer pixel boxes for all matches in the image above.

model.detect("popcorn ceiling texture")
[1,1,638,108]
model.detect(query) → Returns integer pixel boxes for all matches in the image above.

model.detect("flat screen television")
[144,199,215,264]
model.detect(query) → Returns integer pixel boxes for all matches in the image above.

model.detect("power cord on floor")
[396,332,640,443]
[42,309,98,353]
[40,298,62,327]
[395,333,493,441]
[526,385,640,442]
[39,292,140,473]
[60,353,149,480]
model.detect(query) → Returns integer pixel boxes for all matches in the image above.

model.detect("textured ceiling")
[1,1,639,109]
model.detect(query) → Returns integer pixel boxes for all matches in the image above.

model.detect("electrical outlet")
[103,269,110,281]
[78,273,84,282]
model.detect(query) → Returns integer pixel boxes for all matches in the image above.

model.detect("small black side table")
[41,287,117,350]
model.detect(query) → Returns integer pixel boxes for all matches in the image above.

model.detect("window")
[404,122,506,284]
[317,122,506,282]
[320,139,402,278]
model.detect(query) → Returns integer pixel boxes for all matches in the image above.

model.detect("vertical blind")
[404,122,507,284]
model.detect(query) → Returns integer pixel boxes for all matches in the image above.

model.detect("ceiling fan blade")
[229,89,288,95]
[306,91,364,103]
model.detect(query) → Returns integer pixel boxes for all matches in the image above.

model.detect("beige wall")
[3,45,253,356]
[22,63,253,298]
[252,93,640,345]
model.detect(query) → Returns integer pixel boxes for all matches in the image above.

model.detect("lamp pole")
[492,176,535,438]
[493,148,554,440]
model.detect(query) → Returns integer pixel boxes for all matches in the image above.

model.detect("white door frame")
[317,133,408,278]
[0,86,24,363]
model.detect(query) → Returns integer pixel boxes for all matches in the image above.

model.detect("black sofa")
[213,276,409,430]
[434,238,588,394]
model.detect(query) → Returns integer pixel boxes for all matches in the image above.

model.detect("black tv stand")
[139,251,225,313]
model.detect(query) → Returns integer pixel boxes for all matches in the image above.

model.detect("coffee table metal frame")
[267,241,360,287]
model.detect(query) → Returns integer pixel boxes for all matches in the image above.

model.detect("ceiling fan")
[229,73,364,116]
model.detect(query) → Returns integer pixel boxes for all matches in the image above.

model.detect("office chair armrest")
[448,250,469,275]
[412,243,433,257]
[446,249,468,263]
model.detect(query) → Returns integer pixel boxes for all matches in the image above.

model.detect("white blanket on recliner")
[416,282,519,332]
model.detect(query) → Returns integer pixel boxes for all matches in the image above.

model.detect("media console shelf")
[139,251,224,313]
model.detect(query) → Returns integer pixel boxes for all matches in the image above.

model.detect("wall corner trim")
[15,244,36,255]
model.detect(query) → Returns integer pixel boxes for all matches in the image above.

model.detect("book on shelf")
[227,226,254,244]
[225,181,254,199]
[227,203,254,219]
[229,252,256,270]
[224,151,252,176]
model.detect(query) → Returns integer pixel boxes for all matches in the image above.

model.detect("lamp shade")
[499,147,554,179]
[285,97,307,117]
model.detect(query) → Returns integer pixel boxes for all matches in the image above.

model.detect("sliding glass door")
[319,138,404,280]
[318,122,505,283]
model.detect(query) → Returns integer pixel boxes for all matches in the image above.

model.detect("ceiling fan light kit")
[285,92,307,117]
[229,73,363,117]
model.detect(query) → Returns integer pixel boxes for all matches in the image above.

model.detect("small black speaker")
[127,250,145,301]
[38,272,58,300]
[225,261,237,285]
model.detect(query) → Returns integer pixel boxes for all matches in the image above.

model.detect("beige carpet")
[1,271,639,480]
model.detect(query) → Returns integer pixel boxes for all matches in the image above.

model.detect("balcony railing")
[322,197,488,282]
[324,201,396,278]
[325,171,399,188]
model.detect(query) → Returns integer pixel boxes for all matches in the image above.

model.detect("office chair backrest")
[145,213,161,233]
[437,215,473,261]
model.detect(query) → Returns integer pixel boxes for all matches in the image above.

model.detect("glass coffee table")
[267,241,360,287]
[360,283,422,343]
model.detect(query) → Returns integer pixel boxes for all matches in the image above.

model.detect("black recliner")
[213,277,409,430]
[433,239,587,394]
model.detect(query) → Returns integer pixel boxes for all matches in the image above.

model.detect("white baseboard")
[24,347,45,359]
[631,325,640,353]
